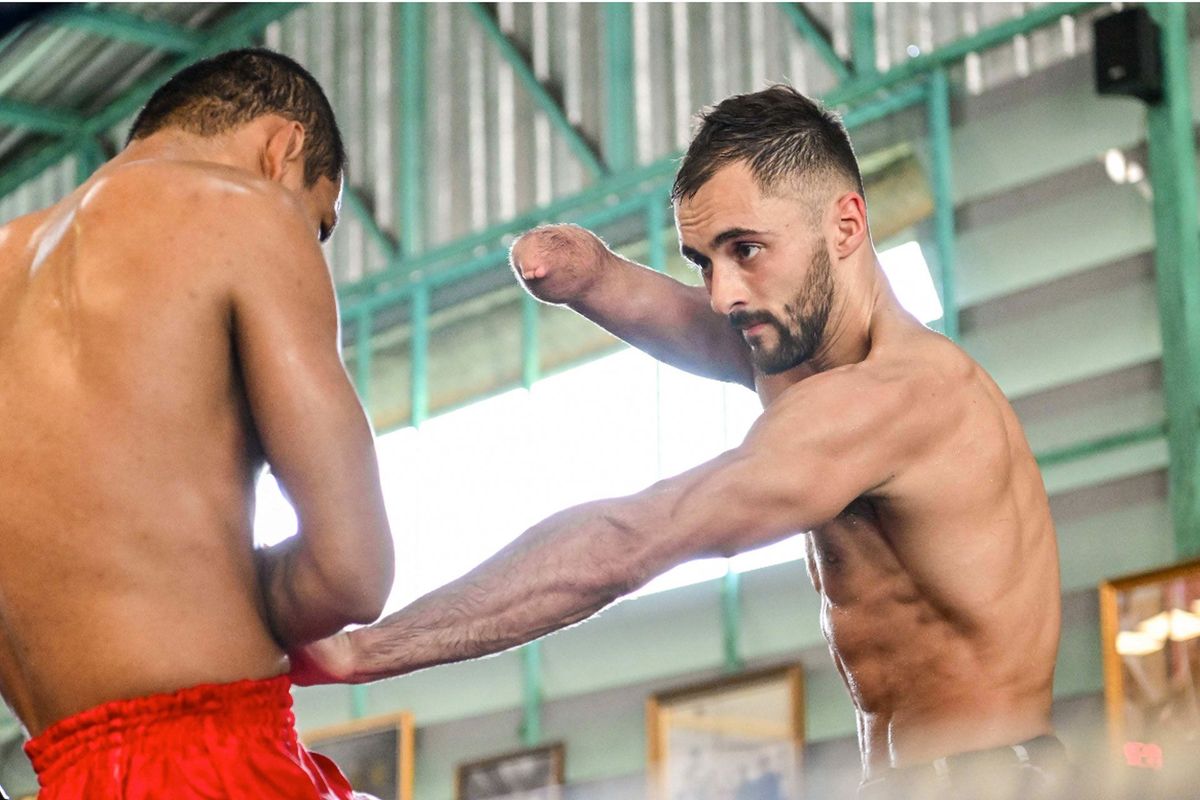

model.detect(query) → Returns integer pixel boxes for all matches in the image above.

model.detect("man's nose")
[708,262,746,316]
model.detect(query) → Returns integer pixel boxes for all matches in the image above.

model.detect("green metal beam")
[603,4,635,172]
[353,309,374,410]
[720,567,743,673]
[342,185,398,261]
[410,285,430,426]
[339,155,682,301]
[645,192,668,273]
[519,641,544,746]
[338,82,932,304]
[926,69,958,341]
[50,6,203,53]
[1034,422,1167,469]
[1145,4,1200,558]
[398,4,426,259]
[0,3,300,199]
[467,2,606,179]
[850,3,876,76]
[521,294,540,390]
[84,3,301,138]
[779,4,851,83]
[825,2,1095,107]
[841,82,926,129]
[75,136,106,186]
[0,98,85,136]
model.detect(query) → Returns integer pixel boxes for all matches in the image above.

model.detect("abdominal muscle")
[806,512,1054,777]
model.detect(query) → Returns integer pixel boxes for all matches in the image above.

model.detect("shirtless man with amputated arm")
[294,85,1066,799]
[0,49,393,799]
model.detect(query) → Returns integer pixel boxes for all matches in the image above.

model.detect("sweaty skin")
[0,118,394,737]
[292,162,1060,778]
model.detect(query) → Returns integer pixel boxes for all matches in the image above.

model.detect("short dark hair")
[127,48,346,186]
[672,84,864,205]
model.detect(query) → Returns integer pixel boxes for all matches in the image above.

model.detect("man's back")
[0,161,292,735]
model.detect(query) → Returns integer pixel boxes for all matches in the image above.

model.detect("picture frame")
[1099,558,1200,763]
[647,665,805,800]
[455,742,565,800]
[304,711,415,800]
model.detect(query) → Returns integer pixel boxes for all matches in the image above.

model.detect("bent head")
[672,85,868,374]
[128,48,345,242]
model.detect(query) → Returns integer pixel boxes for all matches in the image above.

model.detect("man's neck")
[111,130,257,176]
[755,261,892,405]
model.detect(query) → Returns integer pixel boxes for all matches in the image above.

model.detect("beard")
[729,247,834,375]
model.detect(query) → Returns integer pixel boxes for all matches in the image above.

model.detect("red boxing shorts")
[24,675,375,799]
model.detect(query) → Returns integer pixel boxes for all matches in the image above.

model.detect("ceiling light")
[879,241,943,324]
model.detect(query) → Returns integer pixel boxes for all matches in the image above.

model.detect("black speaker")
[1093,7,1163,104]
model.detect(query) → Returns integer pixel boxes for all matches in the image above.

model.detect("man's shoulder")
[82,160,307,241]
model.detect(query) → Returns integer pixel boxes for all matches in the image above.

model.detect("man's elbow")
[318,538,395,626]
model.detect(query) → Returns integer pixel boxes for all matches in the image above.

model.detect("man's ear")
[830,191,869,259]
[262,120,307,183]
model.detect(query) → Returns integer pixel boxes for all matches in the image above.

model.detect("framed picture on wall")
[304,711,415,800]
[647,664,804,800]
[1100,559,1200,766]
[455,743,565,800]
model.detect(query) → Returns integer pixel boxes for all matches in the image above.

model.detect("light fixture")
[1104,148,1127,183]
[878,241,944,325]
[1138,608,1200,642]
[1116,630,1165,656]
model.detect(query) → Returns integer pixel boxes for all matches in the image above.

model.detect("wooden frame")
[304,711,415,800]
[646,665,805,800]
[455,742,565,800]
[1099,558,1200,759]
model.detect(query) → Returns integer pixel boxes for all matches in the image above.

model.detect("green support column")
[603,4,635,171]
[850,4,876,77]
[519,642,544,747]
[354,310,374,411]
[397,4,426,259]
[521,293,540,391]
[720,567,743,673]
[645,193,667,273]
[411,285,430,426]
[926,69,958,341]
[1146,4,1200,557]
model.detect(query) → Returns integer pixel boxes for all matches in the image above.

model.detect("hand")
[509,224,612,305]
[288,630,360,686]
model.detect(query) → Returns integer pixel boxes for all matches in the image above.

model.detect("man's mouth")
[741,322,768,337]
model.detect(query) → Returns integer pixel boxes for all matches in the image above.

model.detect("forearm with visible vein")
[345,499,653,683]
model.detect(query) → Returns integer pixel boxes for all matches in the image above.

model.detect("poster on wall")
[456,743,565,800]
[1100,559,1200,790]
[305,711,415,800]
[647,665,804,800]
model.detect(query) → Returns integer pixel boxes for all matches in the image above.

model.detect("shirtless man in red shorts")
[294,86,1068,799]
[0,49,392,799]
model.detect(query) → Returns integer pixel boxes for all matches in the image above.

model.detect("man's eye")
[735,243,761,259]
[729,241,758,260]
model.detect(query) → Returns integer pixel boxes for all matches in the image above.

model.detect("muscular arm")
[512,225,755,387]
[224,186,395,647]
[295,363,948,684]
